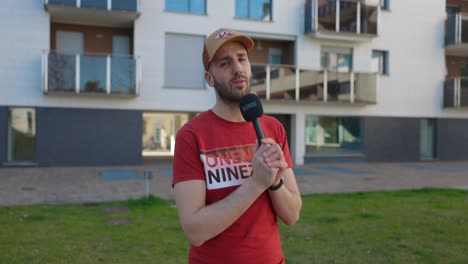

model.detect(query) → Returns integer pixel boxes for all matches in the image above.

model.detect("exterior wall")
[437,119,468,160]
[0,107,7,164]
[35,108,142,166]
[363,117,420,162]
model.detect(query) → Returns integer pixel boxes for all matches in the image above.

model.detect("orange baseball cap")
[203,28,254,71]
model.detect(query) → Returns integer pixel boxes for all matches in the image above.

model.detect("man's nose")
[232,60,244,75]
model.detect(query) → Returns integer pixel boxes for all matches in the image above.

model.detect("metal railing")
[42,50,141,96]
[444,77,468,107]
[305,0,379,36]
[44,0,140,12]
[250,63,378,104]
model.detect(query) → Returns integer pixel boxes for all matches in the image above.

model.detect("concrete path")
[1,161,468,206]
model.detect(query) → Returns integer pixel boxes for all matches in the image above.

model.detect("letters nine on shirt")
[200,145,256,190]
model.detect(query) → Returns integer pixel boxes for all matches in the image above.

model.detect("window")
[372,50,389,75]
[8,108,36,162]
[165,0,206,15]
[165,33,205,89]
[321,46,353,72]
[380,0,389,10]
[142,112,193,156]
[305,116,361,154]
[236,0,272,21]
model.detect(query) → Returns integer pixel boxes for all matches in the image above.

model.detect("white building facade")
[1,0,467,167]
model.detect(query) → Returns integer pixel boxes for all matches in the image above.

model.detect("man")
[173,28,302,264]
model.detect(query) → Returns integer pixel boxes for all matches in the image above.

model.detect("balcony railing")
[45,0,140,12]
[444,77,468,108]
[42,50,141,97]
[305,0,379,41]
[250,64,378,104]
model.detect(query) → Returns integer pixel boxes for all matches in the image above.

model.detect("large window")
[305,116,361,155]
[372,50,389,75]
[7,108,36,162]
[142,112,193,156]
[236,0,272,21]
[165,33,205,89]
[165,0,206,15]
[321,46,353,72]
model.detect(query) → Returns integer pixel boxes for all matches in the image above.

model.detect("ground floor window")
[305,116,361,155]
[142,112,194,156]
[8,108,36,162]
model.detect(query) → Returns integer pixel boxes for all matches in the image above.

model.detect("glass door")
[7,108,36,162]
[420,119,436,160]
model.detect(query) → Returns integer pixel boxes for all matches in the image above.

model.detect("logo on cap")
[214,30,234,40]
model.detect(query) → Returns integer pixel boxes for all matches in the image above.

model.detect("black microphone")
[239,93,264,145]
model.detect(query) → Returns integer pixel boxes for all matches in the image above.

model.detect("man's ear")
[205,71,215,87]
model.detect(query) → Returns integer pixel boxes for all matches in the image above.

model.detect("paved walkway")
[1,161,468,206]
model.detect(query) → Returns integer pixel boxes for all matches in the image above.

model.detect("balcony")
[305,0,379,42]
[44,0,140,28]
[443,77,468,108]
[42,50,141,97]
[445,13,468,56]
[250,64,378,104]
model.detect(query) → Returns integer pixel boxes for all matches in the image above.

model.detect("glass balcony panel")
[354,72,377,103]
[112,0,138,12]
[446,15,457,45]
[443,79,455,108]
[460,78,468,106]
[48,0,76,6]
[80,54,107,94]
[299,69,324,102]
[327,72,351,102]
[111,56,137,95]
[251,64,268,99]
[81,0,107,10]
[48,51,76,92]
[360,5,377,34]
[269,65,296,100]
[462,20,468,43]
[317,0,336,31]
[339,0,357,33]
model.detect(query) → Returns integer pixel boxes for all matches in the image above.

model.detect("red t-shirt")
[173,110,292,264]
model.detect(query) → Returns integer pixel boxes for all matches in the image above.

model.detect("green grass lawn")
[1,189,467,264]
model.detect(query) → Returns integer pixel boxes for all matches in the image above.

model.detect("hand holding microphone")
[239,94,288,188]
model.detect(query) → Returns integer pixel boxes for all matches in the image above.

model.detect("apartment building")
[0,0,467,167]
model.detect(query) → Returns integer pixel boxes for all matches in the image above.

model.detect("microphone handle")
[253,118,264,145]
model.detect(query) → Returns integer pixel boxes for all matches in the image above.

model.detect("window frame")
[372,50,389,75]
[165,0,206,15]
[380,0,389,11]
[235,0,273,21]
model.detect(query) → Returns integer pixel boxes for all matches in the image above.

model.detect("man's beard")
[212,74,251,105]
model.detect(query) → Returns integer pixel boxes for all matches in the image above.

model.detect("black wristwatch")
[269,178,284,191]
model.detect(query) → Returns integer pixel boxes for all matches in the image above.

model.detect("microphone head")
[239,93,263,122]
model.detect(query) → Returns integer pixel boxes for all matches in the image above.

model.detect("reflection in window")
[8,108,36,161]
[166,0,206,15]
[142,113,194,156]
[321,46,353,72]
[236,0,272,21]
[305,116,361,155]
[372,50,388,75]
